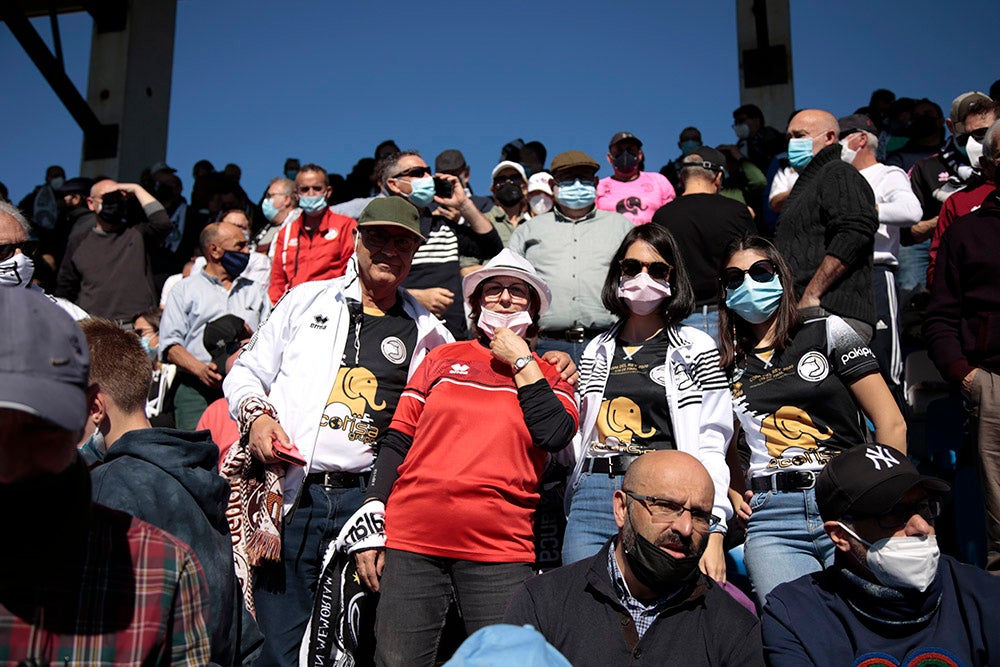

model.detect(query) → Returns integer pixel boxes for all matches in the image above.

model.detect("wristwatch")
[512,355,534,374]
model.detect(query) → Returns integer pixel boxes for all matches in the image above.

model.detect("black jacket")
[775,144,878,327]
[91,427,261,665]
[504,541,762,666]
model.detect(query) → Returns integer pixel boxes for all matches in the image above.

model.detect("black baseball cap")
[838,114,879,139]
[680,146,727,173]
[203,314,248,375]
[816,444,950,521]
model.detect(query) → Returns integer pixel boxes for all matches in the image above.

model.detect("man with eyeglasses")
[255,177,299,256]
[267,163,357,305]
[651,146,755,339]
[223,197,453,665]
[596,131,675,225]
[0,200,87,320]
[377,150,503,339]
[763,443,1000,665]
[926,118,1000,575]
[774,108,879,341]
[508,150,633,363]
[505,450,763,665]
[461,160,531,275]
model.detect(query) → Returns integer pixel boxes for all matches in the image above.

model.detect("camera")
[433,177,454,199]
[98,190,137,227]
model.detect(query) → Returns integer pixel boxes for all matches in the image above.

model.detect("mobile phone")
[433,177,453,199]
[272,438,306,466]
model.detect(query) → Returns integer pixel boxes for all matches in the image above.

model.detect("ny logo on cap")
[865,445,900,471]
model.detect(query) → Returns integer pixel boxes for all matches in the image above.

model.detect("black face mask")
[495,183,525,206]
[622,513,702,592]
[613,151,639,175]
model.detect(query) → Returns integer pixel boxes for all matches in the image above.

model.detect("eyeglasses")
[360,227,420,253]
[847,498,943,531]
[296,184,326,194]
[481,280,531,303]
[266,191,292,199]
[721,259,777,290]
[957,126,990,147]
[391,166,432,180]
[620,258,673,282]
[623,490,721,532]
[0,241,37,261]
[492,174,524,187]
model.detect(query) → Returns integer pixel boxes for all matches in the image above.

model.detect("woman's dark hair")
[467,277,542,341]
[132,308,162,332]
[600,225,694,326]
[717,235,799,370]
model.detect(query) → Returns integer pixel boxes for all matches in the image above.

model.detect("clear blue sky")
[2,0,996,203]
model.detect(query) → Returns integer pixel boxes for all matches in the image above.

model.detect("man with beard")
[505,450,762,665]
[596,132,675,225]
[56,179,172,323]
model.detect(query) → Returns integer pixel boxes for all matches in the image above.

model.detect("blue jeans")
[253,479,365,667]
[896,239,930,292]
[680,306,721,345]
[562,471,623,565]
[374,549,534,667]
[743,487,834,607]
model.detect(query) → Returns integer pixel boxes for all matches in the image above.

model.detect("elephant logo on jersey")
[761,405,833,457]
[327,367,387,416]
[597,396,655,445]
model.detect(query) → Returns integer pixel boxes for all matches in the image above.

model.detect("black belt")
[750,470,817,492]
[539,326,603,343]
[585,455,639,477]
[306,471,371,488]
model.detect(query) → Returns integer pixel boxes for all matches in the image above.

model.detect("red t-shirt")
[385,340,578,562]
[268,209,357,304]
[196,397,240,466]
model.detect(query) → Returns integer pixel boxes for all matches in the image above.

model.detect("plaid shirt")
[0,503,211,666]
[608,540,683,640]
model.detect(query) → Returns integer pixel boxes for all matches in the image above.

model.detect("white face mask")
[476,308,533,340]
[839,138,859,165]
[529,193,553,216]
[617,272,671,316]
[0,252,34,288]
[966,137,984,170]
[838,522,940,592]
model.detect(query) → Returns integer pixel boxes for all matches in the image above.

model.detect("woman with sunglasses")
[718,236,905,605]
[562,224,734,581]
[350,250,579,666]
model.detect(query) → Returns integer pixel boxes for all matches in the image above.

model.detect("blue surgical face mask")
[554,179,597,210]
[406,176,436,208]
[221,250,250,278]
[679,140,700,156]
[787,137,816,170]
[725,273,784,324]
[299,194,327,214]
[261,197,279,221]
[139,335,158,361]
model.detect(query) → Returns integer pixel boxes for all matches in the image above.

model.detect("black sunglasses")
[721,259,777,290]
[492,174,524,187]
[391,166,432,179]
[957,126,989,147]
[0,241,38,261]
[620,258,673,281]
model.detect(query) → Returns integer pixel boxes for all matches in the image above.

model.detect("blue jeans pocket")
[749,491,772,512]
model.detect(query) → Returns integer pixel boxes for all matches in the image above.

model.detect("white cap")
[527,171,553,196]
[491,160,527,182]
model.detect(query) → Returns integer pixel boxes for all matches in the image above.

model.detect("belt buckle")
[795,470,817,490]
[566,324,585,344]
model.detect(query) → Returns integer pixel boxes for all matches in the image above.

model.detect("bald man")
[505,451,763,665]
[775,109,879,341]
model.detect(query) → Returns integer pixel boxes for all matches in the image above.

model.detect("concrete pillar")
[81,0,176,181]
[735,0,794,132]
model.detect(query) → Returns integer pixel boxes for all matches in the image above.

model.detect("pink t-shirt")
[596,171,676,225]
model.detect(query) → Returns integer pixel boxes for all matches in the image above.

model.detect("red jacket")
[927,181,993,286]
[268,209,356,304]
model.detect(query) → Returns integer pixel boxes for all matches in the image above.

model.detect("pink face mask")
[477,309,534,339]
[618,272,672,316]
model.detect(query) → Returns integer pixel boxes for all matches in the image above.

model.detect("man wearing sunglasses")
[506,450,762,665]
[461,160,531,275]
[905,92,996,289]
[0,200,87,320]
[508,150,633,363]
[763,444,1000,665]
[268,164,357,305]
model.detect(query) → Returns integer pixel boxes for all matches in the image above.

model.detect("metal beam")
[0,1,118,159]
[736,0,795,131]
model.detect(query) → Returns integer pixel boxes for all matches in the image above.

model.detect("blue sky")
[2,1,996,203]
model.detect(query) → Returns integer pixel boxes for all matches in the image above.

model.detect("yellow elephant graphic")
[597,396,655,445]
[326,366,387,416]
[761,405,833,457]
